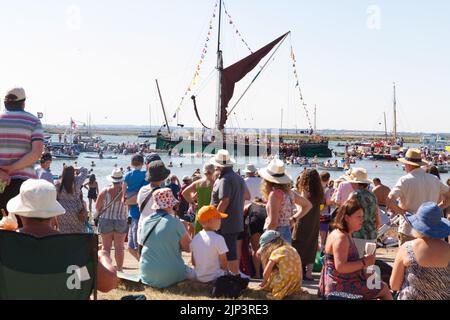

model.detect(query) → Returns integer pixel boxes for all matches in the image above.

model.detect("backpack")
[211,275,249,299]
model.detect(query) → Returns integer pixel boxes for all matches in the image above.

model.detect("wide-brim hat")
[107,168,124,183]
[209,150,236,167]
[398,148,428,167]
[258,159,292,185]
[346,168,372,184]
[406,202,450,239]
[243,164,257,174]
[5,87,26,102]
[147,160,171,182]
[7,179,66,219]
[151,188,179,210]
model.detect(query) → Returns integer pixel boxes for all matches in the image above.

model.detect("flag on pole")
[70,118,78,130]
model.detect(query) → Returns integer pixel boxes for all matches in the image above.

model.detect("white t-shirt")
[389,168,449,236]
[245,176,262,204]
[137,185,157,245]
[190,230,229,283]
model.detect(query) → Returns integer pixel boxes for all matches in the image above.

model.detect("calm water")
[46,136,449,194]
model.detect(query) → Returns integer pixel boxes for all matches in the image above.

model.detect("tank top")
[101,190,127,221]
[196,184,213,210]
[264,189,295,229]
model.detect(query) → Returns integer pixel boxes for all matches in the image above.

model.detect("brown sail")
[218,32,289,130]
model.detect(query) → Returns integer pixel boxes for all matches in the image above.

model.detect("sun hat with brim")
[209,149,236,167]
[243,164,257,174]
[7,179,65,219]
[151,188,179,211]
[406,202,450,239]
[259,230,282,249]
[258,159,292,185]
[197,205,228,224]
[147,160,171,182]
[346,168,372,184]
[107,169,124,183]
[5,87,26,102]
[398,148,428,167]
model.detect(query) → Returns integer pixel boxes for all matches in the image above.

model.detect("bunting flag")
[290,45,313,131]
[70,118,78,130]
[172,0,219,119]
[223,1,253,54]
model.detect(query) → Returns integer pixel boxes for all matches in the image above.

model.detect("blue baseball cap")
[259,230,282,249]
[406,202,450,239]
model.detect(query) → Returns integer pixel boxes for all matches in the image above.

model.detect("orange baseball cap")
[197,205,228,223]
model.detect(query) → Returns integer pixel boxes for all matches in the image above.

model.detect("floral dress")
[263,245,303,300]
[318,234,387,300]
[56,168,88,234]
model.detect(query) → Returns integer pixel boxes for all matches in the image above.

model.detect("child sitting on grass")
[258,230,303,300]
[190,205,229,283]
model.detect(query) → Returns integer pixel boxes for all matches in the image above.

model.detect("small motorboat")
[317,165,345,172]
[53,153,78,160]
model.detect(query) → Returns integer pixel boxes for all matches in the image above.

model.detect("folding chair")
[0,230,98,300]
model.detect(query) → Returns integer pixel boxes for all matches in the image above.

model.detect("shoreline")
[44,127,425,143]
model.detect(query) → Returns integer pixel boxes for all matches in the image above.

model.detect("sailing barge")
[156,0,331,158]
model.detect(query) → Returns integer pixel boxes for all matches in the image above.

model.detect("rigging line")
[193,68,216,96]
[226,32,290,117]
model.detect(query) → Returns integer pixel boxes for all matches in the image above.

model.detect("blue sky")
[0,0,449,133]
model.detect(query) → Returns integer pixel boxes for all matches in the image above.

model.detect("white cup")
[365,242,377,255]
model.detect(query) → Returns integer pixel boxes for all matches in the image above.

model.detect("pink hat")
[151,188,179,210]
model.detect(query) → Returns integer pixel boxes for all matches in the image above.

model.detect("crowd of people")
[0,87,449,300]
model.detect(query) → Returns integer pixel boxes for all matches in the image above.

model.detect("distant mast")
[215,0,224,132]
[314,105,317,133]
[384,112,388,140]
[156,79,171,135]
[393,82,397,142]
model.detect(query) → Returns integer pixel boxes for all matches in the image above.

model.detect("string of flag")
[290,45,314,131]
[172,0,219,119]
[222,1,253,54]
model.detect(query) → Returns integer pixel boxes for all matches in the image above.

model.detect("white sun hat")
[107,168,124,183]
[209,149,236,167]
[258,159,293,185]
[7,179,66,219]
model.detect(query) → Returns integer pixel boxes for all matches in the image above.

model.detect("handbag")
[211,274,249,299]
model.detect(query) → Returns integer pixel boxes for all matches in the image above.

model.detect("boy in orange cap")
[190,205,230,283]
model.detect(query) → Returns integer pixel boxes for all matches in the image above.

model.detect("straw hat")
[209,150,236,167]
[107,169,123,183]
[258,159,293,185]
[243,164,257,174]
[346,168,372,184]
[406,202,450,239]
[7,179,66,219]
[398,148,427,167]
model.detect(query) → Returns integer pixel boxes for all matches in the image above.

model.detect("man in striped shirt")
[0,87,44,220]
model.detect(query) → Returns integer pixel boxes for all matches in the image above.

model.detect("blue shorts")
[98,218,128,234]
[128,218,139,250]
[276,225,292,245]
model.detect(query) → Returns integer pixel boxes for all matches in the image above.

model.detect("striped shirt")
[0,110,44,180]
[101,189,128,221]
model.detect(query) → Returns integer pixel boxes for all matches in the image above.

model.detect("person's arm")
[219,253,228,272]
[182,180,199,205]
[217,198,230,214]
[180,232,192,253]
[266,192,282,231]
[121,182,127,203]
[333,232,375,274]
[390,245,407,291]
[97,250,119,293]
[0,140,43,174]
[292,191,313,221]
[95,190,106,215]
[438,187,450,210]
[260,260,276,288]
[376,206,381,229]
[387,194,407,216]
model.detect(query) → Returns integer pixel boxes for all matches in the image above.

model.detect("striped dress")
[0,110,44,180]
[398,242,450,300]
